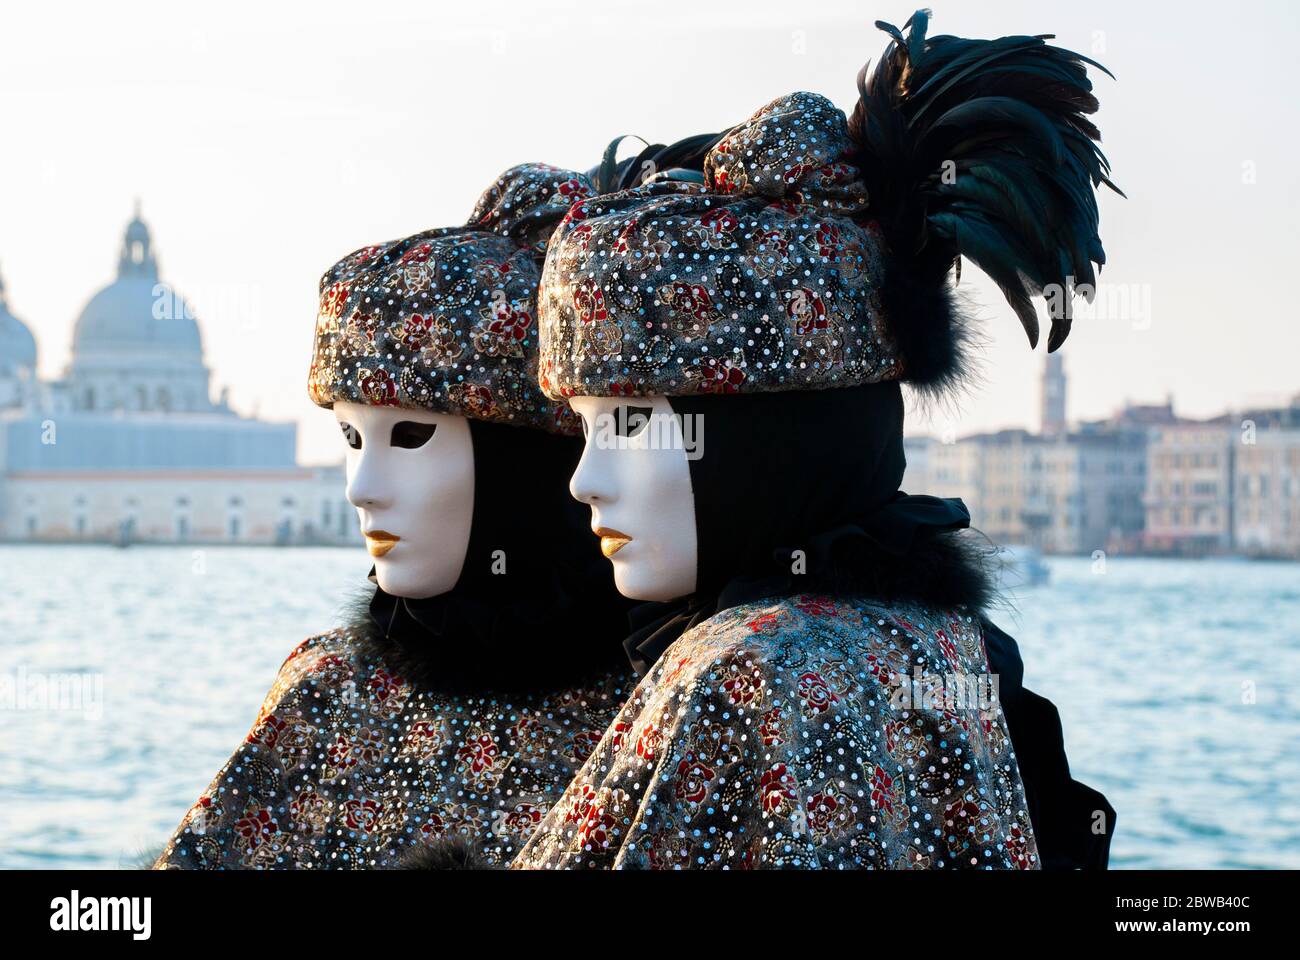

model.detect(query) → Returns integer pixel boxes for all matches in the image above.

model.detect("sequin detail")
[536,92,905,400]
[308,164,595,433]
[154,631,631,869]
[511,595,1038,870]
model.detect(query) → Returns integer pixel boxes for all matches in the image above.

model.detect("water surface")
[0,546,1295,869]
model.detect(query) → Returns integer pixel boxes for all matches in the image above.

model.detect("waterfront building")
[0,211,355,545]
[1232,397,1300,559]
[1141,418,1235,556]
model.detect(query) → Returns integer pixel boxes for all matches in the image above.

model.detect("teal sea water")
[0,545,1296,869]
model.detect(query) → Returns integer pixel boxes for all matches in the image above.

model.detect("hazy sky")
[2,0,1297,464]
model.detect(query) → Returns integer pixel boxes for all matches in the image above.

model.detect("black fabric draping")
[364,419,632,694]
[683,380,909,598]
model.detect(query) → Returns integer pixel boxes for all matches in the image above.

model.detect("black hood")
[623,381,979,675]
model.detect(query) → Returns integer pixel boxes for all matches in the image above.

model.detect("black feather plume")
[589,130,729,192]
[849,8,1121,369]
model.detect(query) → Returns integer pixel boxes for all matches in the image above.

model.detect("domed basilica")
[0,209,354,545]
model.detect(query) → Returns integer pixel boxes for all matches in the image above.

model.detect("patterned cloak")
[511,594,1039,870]
[154,629,632,869]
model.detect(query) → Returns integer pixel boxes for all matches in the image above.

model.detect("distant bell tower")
[1041,352,1067,436]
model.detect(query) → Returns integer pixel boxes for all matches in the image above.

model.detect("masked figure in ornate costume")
[153,164,641,869]
[512,11,1119,870]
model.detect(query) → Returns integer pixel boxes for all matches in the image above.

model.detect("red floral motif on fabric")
[155,631,632,870]
[510,596,1038,871]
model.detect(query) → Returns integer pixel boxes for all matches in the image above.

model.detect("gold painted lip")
[595,527,632,559]
[365,530,400,558]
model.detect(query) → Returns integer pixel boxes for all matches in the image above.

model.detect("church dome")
[71,211,204,363]
[0,265,37,376]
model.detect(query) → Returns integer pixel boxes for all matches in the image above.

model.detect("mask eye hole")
[616,405,653,439]
[391,421,438,449]
[339,422,362,450]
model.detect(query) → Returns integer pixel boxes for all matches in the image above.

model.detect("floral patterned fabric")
[511,594,1039,870]
[308,163,595,432]
[468,162,598,251]
[536,91,905,401]
[154,631,632,869]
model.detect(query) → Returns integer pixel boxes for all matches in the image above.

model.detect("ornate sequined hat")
[308,163,595,433]
[537,92,900,400]
[537,11,1119,401]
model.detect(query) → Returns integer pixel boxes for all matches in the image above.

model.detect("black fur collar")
[807,526,1000,613]
[343,584,632,696]
[624,526,1002,679]
[391,838,499,870]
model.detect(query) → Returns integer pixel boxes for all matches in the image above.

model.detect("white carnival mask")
[334,400,475,599]
[568,395,698,602]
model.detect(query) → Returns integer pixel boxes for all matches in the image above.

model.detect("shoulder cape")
[512,594,1039,869]
[153,625,632,870]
